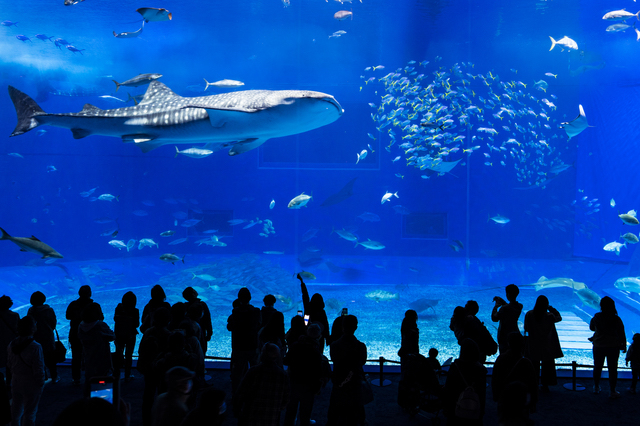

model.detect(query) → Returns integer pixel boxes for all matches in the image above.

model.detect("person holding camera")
[523,295,563,393]
[491,284,523,354]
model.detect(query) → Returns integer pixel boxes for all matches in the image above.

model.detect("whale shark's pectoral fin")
[71,128,92,139]
[228,138,267,156]
[121,134,159,152]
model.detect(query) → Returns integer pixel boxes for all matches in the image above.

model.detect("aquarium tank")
[1,0,640,367]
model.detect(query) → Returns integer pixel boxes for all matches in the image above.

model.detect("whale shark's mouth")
[322,97,344,115]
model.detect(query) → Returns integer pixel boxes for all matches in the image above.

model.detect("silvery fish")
[549,36,578,51]
[288,193,312,209]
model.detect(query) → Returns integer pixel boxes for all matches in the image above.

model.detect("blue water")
[1,0,640,364]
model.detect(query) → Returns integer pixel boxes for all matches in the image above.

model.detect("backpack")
[454,363,482,420]
[136,333,159,375]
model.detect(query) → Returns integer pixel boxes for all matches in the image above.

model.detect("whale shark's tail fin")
[8,86,46,137]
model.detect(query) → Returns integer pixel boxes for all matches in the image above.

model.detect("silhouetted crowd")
[0,281,635,426]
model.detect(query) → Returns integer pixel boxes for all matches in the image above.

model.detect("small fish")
[381,191,399,204]
[138,238,158,249]
[46,165,57,173]
[34,34,54,42]
[356,239,386,250]
[392,156,401,163]
[160,253,184,264]
[544,73,557,78]
[602,9,640,22]
[263,251,284,255]
[108,240,127,250]
[15,35,32,42]
[113,73,162,91]
[132,210,148,217]
[8,153,23,159]
[365,290,398,302]
[269,199,275,209]
[356,149,368,164]
[228,219,245,226]
[98,194,119,202]
[160,230,175,237]
[175,146,214,158]
[1,21,18,27]
[334,10,353,20]
[619,213,639,225]
[489,214,510,224]
[549,35,578,51]
[192,273,216,281]
[611,198,616,208]
[66,45,85,54]
[621,232,639,244]
[603,241,626,255]
[288,193,312,209]
[204,79,245,90]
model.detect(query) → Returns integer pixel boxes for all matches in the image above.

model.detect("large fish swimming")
[0,227,63,258]
[8,81,343,155]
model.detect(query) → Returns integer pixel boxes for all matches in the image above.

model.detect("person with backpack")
[443,338,487,426]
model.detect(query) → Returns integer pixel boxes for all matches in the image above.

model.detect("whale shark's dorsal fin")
[81,104,102,113]
[139,81,180,105]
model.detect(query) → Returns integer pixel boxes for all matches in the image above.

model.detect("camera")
[86,376,118,404]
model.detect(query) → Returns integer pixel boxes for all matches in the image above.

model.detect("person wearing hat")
[151,366,194,426]
[227,287,262,398]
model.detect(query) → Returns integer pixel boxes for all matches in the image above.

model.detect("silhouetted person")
[497,381,530,426]
[283,323,325,426]
[78,302,115,384]
[329,308,348,345]
[0,295,19,383]
[297,274,330,349]
[443,338,487,426]
[491,332,537,415]
[234,343,290,426]
[27,291,57,383]
[182,287,212,355]
[258,311,286,361]
[181,387,226,426]
[398,309,419,379]
[138,308,172,426]
[463,300,497,362]
[151,366,195,426]
[327,314,367,426]
[261,294,278,329]
[66,285,93,385]
[590,296,626,398]
[114,291,140,382]
[52,397,128,426]
[141,285,171,334]
[285,315,307,355]
[492,284,523,354]
[426,347,442,374]
[524,295,563,392]
[8,316,45,426]
[227,287,261,398]
[626,333,640,394]
[449,306,467,343]
[153,332,199,394]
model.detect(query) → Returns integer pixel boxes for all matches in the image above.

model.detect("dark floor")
[30,363,640,426]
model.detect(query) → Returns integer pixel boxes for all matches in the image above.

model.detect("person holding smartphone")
[297,274,330,350]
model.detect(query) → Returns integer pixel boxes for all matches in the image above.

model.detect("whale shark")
[9,81,343,155]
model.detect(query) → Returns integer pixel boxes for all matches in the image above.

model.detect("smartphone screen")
[297,310,303,317]
[90,380,113,404]
[304,314,309,326]
[342,308,348,316]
